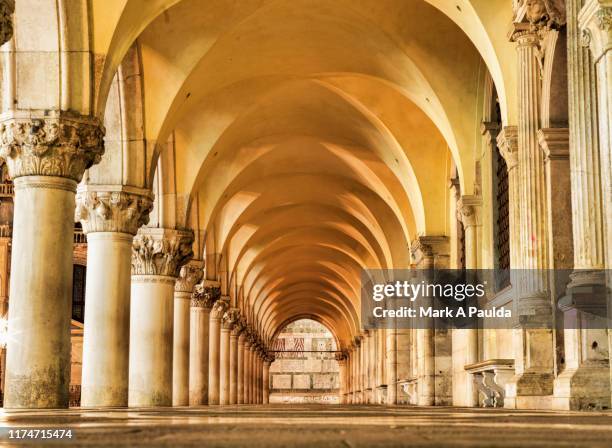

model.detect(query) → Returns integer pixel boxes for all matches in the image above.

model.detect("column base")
[504,372,554,409]
[553,363,611,410]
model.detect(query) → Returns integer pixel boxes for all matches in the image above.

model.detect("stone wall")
[269,319,339,404]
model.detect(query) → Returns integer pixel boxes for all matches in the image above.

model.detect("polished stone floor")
[0,404,611,447]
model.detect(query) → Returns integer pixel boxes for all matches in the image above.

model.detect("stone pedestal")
[0,116,104,409]
[189,281,220,405]
[128,228,193,407]
[172,262,203,406]
[76,186,153,408]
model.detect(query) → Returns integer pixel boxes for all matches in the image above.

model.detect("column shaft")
[189,306,211,405]
[173,291,191,406]
[219,327,231,405]
[230,331,239,404]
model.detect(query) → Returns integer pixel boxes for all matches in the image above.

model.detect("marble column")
[263,355,273,404]
[129,228,193,407]
[505,18,557,409]
[336,352,347,404]
[243,337,252,403]
[458,196,482,407]
[386,328,398,405]
[172,262,203,406]
[0,0,15,47]
[255,351,262,403]
[237,328,247,404]
[0,116,104,409]
[76,186,153,407]
[355,337,362,403]
[189,281,220,405]
[376,329,386,404]
[220,308,239,405]
[368,331,376,404]
[208,298,228,405]
[230,316,243,404]
[411,236,450,406]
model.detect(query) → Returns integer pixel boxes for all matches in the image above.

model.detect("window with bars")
[72,265,86,323]
[494,144,511,290]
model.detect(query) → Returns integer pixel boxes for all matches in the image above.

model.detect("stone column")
[129,228,193,407]
[336,352,347,404]
[76,186,153,407]
[263,355,273,404]
[386,328,397,405]
[411,236,450,406]
[230,316,243,404]
[220,308,239,405]
[376,329,386,403]
[208,298,228,405]
[255,350,262,403]
[369,331,376,404]
[505,17,558,409]
[355,337,362,403]
[0,0,15,47]
[0,116,104,409]
[250,343,257,404]
[457,196,482,407]
[237,328,247,404]
[172,262,203,406]
[243,337,252,403]
[189,281,220,405]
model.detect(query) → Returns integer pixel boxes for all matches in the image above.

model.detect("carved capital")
[231,315,245,337]
[222,307,240,331]
[190,280,221,309]
[0,0,14,46]
[211,298,229,320]
[410,236,450,263]
[579,1,612,60]
[175,260,204,293]
[131,228,194,277]
[515,1,566,32]
[496,126,519,171]
[335,351,348,362]
[457,195,482,228]
[75,185,153,235]
[0,115,104,182]
[537,128,569,162]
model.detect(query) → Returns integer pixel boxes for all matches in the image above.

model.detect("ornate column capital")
[0,0,15,46]
[410,235,450,268]
[222,307,240,331]
[537,128,570,162]
[579,0,612,60]
[496,126,519,171]
[175,260,204,293]
[231,315,245,337]
[131,227,194,277]
[211,297,229,320]
[513,1,566,32]
[457,195,483,228]
[335,351,348,362]
[190,280,220,309]
[0,115,105,182]
[75,185,153,235]
[481,121,501,147]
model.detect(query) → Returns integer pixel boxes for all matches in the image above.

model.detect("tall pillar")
[386,328,397,405]
[243,337,252,403]
[368,331,376,404]
[1,116,104,409]
[355,337,362,403]
[411,236,450,406]
[208,298,228,405]
[457,196,482,407]
[505,15,559,408]
[172,262,203,406]
[237,328,247,404]
[255,351,262,404]
[0,0,15,47]
[376,330,386,404]
[189,281,220,405]
[76,186,153,407]
[578,0,612,408]
[230,315,243,404]
[336,352,347,404]
[128,228,193,407]
[220,308,238,405]
[263,355,273,404]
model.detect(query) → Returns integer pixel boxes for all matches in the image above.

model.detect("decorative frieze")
[0,0,14,46]
[131,228,193,277]
[75,186,153,235]
[0,116,105,182]
[190,280,221,309]
[175,261,204,293]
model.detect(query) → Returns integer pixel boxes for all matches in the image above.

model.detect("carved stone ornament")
[190,280,221,309]
[175,261,204,293]
[0,116,105,182]
[231,316,245,336]
[519,0,566,30]
[496,126,519,171]
[335,351,348,362]
[457,195,482,228]
[211,298,229,319]
[75,186,153,235]
[131,228,194,277]
[0,0,14,47]
[222,308,241,330]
